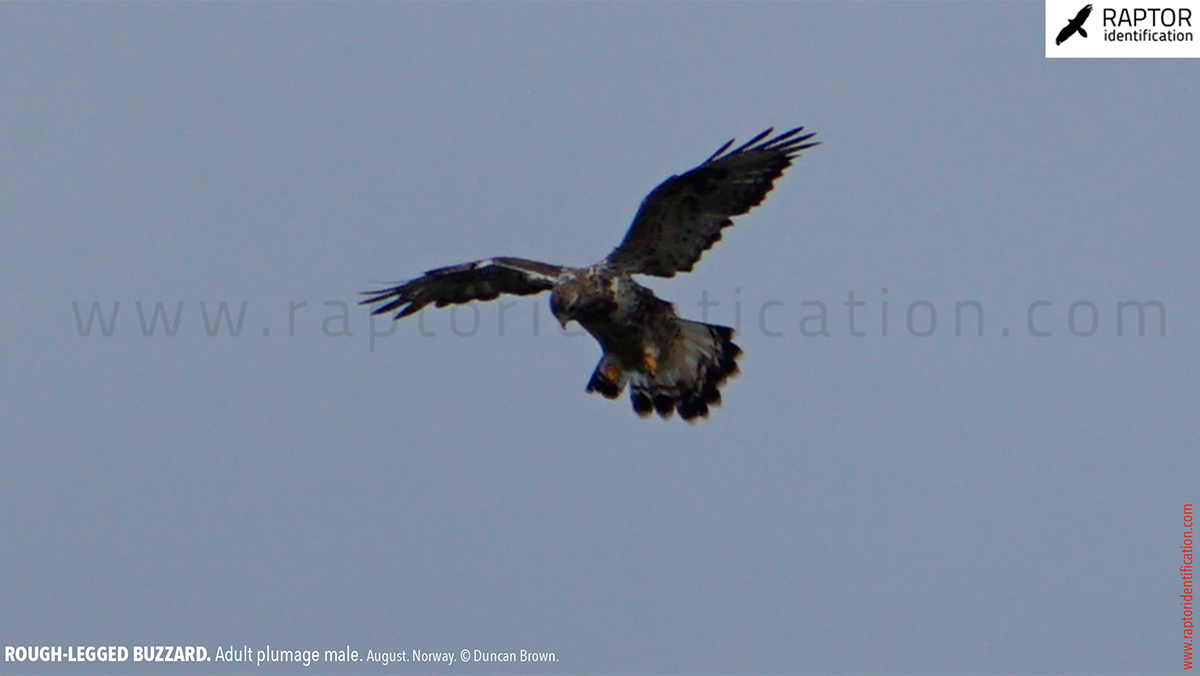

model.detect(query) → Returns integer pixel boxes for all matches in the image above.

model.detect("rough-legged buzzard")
[362,127,819,421]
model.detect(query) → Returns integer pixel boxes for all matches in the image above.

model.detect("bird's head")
[550,285,581,329]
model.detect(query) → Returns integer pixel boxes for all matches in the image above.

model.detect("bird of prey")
[1056,4,1093,45]
[362,127,819,421]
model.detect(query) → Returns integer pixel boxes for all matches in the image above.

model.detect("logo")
[1056,3,1094,44]
[1046,0,1200,57]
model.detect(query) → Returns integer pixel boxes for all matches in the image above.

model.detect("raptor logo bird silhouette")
[362,127,819,421]
[1057,4,1093,45]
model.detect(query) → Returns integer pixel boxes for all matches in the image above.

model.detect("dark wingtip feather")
[706,126,820,165]
[752,126,819,155]
[730,127,774,155]
[360,289,397,305]
[704,137,736,163]
[358,285,420,317]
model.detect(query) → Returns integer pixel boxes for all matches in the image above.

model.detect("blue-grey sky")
[1,3,1196,675]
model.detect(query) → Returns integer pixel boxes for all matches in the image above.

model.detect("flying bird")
[362,127,819,421]
[1056,4,1093,45]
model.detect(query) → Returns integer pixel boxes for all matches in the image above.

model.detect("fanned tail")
[628,321,742,422]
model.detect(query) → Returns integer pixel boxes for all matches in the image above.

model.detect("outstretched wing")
[361,257,565,319]
[605,126,819,278]
[1074,3,1093,24]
